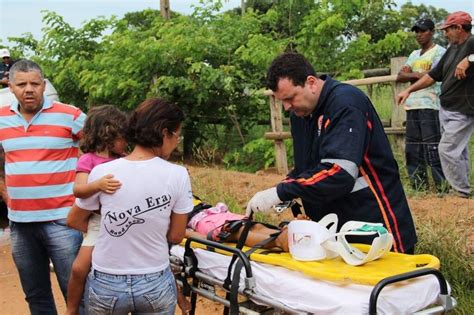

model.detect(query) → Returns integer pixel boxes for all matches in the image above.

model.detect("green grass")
[190,174,242,214]
[414,213,474,314]
[359,84,394,120]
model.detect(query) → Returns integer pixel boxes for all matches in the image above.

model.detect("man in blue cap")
[396,18,447,193]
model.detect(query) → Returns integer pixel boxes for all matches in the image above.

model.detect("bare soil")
[0,165,472,314]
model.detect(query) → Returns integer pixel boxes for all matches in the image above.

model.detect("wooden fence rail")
[265,57,408,174]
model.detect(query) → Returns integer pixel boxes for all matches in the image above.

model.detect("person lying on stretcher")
[183,199,295,252]
[176,197,394,313]
[176,198,300,314]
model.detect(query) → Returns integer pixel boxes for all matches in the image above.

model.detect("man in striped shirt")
[0,59,86,314]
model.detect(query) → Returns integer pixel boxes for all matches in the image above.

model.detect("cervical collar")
[323,220,394,266]
[288,214,393,266]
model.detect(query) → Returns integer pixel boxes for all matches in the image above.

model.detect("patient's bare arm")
[185,229,207,240]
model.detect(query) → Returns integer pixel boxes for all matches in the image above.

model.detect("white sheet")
[171,245,443,314]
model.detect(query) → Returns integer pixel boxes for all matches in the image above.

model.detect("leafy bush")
[7,1,449,159]
[192,141,222,166]
[223,138,293,173]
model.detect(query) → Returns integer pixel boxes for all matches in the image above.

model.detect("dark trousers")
[405,109,446,191]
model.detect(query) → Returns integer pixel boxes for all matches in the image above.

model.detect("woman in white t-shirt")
[70,98,193,314]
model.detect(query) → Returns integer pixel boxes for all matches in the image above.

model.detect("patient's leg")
[274,227,289,252]
[231,224,289,252]
[184,223,289,252]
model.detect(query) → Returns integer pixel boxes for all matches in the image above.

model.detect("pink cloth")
[188,203,245,240]
[76,152,114,173]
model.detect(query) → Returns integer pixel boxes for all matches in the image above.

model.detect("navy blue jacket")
[276,76,417,253]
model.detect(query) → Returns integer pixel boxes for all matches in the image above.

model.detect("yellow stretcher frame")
[173,237,455,315]
[183,239,440,286]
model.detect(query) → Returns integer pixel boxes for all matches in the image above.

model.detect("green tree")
[5,0,449,156]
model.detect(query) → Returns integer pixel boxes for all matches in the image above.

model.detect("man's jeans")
[405,109,446,191]
[85,266,177,315]
[10,219,82,315]
[439,108,474,195]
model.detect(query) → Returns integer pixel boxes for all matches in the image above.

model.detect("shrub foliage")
[4,0,448,160]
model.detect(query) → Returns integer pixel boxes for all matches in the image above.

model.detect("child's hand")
[98,174,122,194]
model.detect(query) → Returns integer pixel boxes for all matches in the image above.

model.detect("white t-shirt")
[76,157,193,275]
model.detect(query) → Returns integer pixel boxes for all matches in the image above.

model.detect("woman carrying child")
[67,98,193,314]
[65,105,128,315]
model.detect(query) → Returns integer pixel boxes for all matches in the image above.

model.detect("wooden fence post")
[390,57,408,151]
[367,84,373,100]
[267,92,289,175]
[390,57,407,128]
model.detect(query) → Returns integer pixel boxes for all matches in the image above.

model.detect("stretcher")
[170,237,456,315]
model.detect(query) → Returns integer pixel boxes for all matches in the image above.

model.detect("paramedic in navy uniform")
[246,52,417,254]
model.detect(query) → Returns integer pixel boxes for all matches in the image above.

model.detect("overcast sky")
[1,0,473,47]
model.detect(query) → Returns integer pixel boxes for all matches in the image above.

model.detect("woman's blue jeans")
[85,266,177,315]
[10,219,83,315]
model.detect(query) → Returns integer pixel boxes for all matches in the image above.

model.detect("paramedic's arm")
[285,166,299,179]
[276,161,356,205]
[396,74,435,105]
[67,203,92,233]
[277,106,367,205]
[167,212,189,244]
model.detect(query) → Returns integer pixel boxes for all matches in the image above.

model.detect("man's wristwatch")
[468,54,474,63]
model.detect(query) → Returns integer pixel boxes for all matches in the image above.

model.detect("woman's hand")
[66,203,93,233]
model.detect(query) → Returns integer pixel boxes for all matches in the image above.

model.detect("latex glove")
[245,187,282,216]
